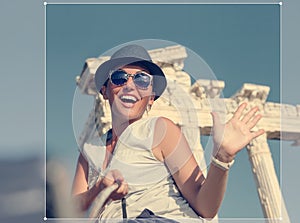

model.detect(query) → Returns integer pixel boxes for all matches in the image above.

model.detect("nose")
[123,75,135,90]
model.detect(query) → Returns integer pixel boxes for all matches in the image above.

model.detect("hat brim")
[95,57,167,100]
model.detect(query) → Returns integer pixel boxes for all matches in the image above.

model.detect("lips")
[119,94,139,104]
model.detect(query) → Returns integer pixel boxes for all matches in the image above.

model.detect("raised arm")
[153,103,264,219]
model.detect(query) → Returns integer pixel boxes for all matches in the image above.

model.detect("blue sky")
[1,0,299,222]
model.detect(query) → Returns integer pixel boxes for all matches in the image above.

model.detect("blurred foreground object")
[46,160,78,218]
[0,156,43,223]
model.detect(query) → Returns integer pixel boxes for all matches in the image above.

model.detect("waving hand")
[211,103,265,162]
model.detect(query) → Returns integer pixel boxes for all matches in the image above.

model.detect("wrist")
[214,147,235,163]
[211,156,235,171]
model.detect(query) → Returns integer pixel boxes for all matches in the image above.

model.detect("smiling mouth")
[120,95,139,104]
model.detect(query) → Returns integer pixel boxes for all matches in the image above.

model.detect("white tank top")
[82,116,204,222]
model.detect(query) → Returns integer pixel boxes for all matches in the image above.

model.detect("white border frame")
[44,1,283,222]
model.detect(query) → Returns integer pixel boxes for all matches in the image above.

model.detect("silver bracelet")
[211,156,235,171]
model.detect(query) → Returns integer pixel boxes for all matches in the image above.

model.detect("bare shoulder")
[152,117,179,160]
[154,117,181,142]
[155,116,179,131]
[152,117,183,156]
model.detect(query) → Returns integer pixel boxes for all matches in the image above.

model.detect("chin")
[112,107,143,121]
[112,100,146,120]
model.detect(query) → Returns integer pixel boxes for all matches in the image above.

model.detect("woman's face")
[102,65,155,121]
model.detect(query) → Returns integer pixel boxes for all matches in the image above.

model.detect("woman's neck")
[103,115,142,169]
[110,115,142,139]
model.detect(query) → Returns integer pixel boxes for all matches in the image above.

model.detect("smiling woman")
[71,43,264,222]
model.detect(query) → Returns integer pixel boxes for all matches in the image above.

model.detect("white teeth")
[120,95,138,103]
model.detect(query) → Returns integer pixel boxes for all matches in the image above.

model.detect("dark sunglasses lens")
[134,73,151,89]
[110,70,127,86]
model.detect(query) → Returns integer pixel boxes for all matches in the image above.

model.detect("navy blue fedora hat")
[94,44,167,100]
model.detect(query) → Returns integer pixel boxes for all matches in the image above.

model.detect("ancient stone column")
[247,135,290,223]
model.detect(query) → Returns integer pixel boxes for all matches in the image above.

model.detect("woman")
[72,44,264,221]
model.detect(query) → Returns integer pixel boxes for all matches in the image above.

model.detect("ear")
[148,93,155,106]
[100,86,108,99]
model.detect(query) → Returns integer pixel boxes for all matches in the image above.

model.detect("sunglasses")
[109,69,153,90]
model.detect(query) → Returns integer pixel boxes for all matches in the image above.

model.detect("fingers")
[111,169,124,182]
[114,180,128,196]
[232,102,247,120]
[108,179,128,200]
[251,129,265,139]
[241,106,259,124]
[103,169,128,200]
[237,105,264,139]
[104,169,124,185]
[247,113,263,129]
[234,104,263,128]
[111,170,128,195]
